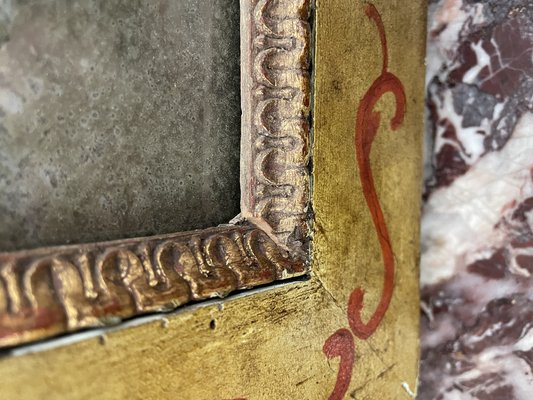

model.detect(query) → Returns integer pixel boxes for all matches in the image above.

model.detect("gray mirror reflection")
[0,1,241,251]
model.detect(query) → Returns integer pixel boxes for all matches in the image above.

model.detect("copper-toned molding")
[0,0,311,348]
[0,225,305,347]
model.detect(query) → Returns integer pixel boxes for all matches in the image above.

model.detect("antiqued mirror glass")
[0,0,240,251]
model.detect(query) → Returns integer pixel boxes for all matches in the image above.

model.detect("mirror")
[0,0,241,251]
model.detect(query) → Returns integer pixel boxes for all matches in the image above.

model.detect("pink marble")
[419,1,533,399]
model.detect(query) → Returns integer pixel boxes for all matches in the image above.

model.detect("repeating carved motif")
[0,226,306,347]
[240,0,311,252]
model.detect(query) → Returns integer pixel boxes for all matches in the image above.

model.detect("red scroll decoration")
[323,3,406,399]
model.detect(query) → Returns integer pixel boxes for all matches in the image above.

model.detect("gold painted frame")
[0,0,428,398]
[0,0,311,348]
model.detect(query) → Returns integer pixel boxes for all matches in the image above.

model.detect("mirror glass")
[0,0,241,251]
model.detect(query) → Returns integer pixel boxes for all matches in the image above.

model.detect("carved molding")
[0,0,311,348]
[0,225,305,347]
[240,0,311,252]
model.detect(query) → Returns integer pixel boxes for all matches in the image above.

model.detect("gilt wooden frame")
[0,0,428,398]
[0,0,311,348]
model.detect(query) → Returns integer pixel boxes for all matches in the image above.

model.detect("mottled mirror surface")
[0,0,240,251]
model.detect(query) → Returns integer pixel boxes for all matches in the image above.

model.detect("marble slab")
[0,0,240,251]
[420,0,533,398]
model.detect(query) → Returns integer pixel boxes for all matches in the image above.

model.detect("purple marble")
[420,1,533,399]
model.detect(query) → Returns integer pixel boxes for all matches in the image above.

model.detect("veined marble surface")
[419,1,533,398]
